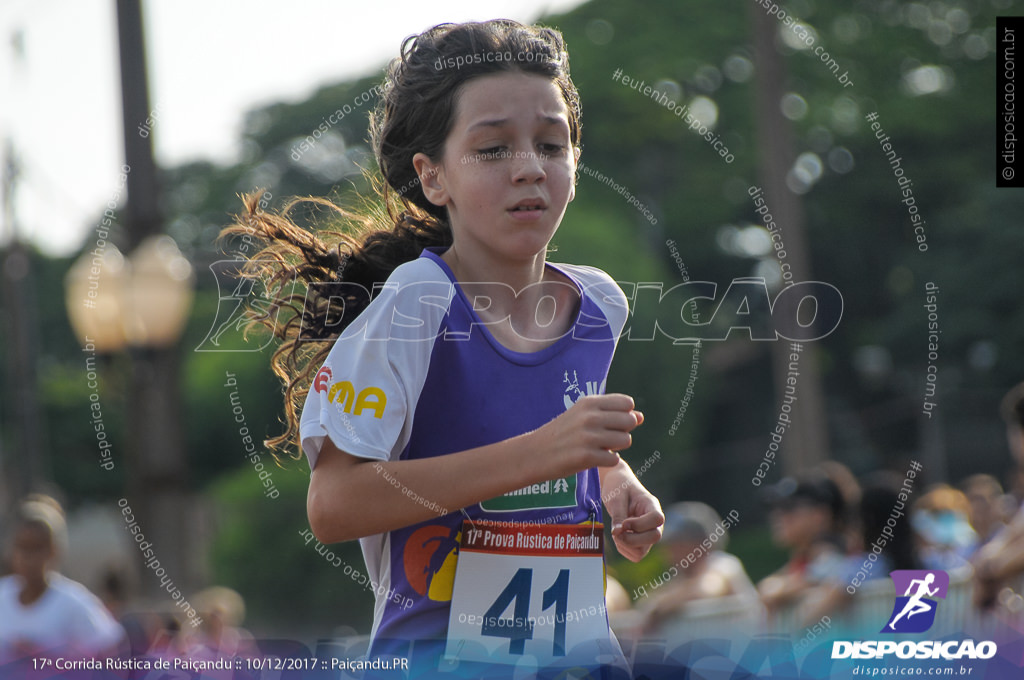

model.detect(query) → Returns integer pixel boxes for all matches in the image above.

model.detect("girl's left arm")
[600,459,664,562]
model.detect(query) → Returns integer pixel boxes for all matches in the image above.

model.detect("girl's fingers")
[611,524,661,549]
[601,410,642,432]
[594,393,636,412]
[613,533,658,562]
[599,431,632,452]
[618,509,665,535]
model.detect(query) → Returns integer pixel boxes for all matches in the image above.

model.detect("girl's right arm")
[307,393,642,543]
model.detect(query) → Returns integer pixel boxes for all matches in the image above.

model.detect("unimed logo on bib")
[479,476,577,511]
[882,570,949,634]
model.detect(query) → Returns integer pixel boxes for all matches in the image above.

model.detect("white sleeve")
[299,261,452,469]
[558,264,630,342]
[61,578,124,654]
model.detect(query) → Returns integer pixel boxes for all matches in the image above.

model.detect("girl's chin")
[448,219,562,260]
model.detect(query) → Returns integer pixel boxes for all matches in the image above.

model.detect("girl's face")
[414,71,577,266]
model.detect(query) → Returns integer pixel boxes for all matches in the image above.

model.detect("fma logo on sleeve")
[313,367,388,418]
[882,570,949,634]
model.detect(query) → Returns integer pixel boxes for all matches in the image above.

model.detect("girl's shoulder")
[550,262,629,325]
[337,254,454,344]
[386,252,451,287]
[550,262,621,291]
[354,254,453,317]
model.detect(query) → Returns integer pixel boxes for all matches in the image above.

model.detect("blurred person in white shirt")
[640,502,759,634]
[0,495,124,664]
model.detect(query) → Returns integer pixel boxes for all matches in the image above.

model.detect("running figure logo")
[563,370,606,410]
[882,570,949,633]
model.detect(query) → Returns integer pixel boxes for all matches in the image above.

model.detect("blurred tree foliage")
[7,0,1024,633]
[207,465,373,636]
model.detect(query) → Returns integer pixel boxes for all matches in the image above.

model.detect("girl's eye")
[477,147,506,160]
[539,143,567,155]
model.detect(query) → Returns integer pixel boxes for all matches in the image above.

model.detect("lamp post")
[65,0,201,600]
[2,139,46,504]
[65,235,196,596]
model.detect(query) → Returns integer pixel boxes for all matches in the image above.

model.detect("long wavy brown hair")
[221,20,582,460]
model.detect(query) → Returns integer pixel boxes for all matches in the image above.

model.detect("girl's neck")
[441,243,547,293]
[441,243,579,352]
[18,573,50,607]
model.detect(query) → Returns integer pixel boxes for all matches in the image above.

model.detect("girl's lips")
[508,198,547,220]
[508,207,545,220]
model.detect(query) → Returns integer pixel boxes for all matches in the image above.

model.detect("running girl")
[227,19,662,673]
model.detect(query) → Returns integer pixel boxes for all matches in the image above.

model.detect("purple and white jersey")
[299,248,628,653]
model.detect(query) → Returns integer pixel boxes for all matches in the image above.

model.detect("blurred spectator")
[144,612,188,657]
[604,573,631,615]
[182,586,254,658]
[97,566,129,620]
[912,485,977,570]
[960,474,1011,544]
[756,474,847,626]
[973,382,1024,609]
[814,472,925,622]
[94,566,162,656]
[786,473,925,626]
[639,502,759,634]
[819,461,862,553]
[605,570,639,638]
[0,495,124,664]
[856,473,923,574]
[1002,382,1024,502]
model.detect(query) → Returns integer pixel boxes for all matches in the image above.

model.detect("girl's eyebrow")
[466,115,568,132]
[538,114,570,129]
[467,118,509,132]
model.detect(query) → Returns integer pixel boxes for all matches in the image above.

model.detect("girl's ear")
[412,153,449,207]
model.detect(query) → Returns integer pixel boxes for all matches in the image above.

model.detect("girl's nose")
[511,151,546,183]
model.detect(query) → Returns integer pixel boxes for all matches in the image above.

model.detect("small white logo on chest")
[563,370,605,410]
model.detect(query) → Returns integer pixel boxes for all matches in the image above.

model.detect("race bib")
[444,521,609,667]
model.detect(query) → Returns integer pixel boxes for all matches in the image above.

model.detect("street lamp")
[65,235,196,597]
[122,237,194,347]
[65,235,193,352]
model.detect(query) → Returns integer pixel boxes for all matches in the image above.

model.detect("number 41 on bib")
[445,521,609,666]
